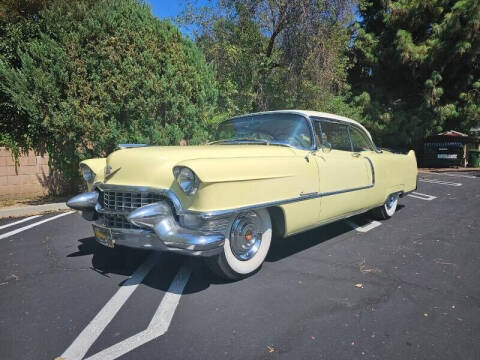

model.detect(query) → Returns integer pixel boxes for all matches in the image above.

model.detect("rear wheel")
[206,209,272,280]
[371,193,399,220]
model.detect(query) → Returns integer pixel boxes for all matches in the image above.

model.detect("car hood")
[108,144,296,161]
[101,144,298,188]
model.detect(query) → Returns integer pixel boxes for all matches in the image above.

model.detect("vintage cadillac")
[67,110,417,279]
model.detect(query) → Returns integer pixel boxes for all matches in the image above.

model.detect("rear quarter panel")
[374,150,417,202]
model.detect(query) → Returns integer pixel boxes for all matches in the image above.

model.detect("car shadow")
[266,221,353,263]
[68,237,151,277]
[66,208,404,294]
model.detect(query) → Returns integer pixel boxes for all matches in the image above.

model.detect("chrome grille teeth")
[100,190,165,229]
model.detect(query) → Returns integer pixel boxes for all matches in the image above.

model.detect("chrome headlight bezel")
[173,166,199,196]
[80,164,95,183]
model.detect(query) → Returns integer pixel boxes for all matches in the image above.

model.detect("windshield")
[215,113,313,149]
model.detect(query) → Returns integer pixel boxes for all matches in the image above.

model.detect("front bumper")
[67,191,226,256]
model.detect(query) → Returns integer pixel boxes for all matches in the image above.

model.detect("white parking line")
[0,211,74,240]
[0,215,41,230]
[85,264,192,360]
[60,253,160,360]
[419,178,462,187]
[440,173,477,179]
[407,192,437,201]
[345,219,382,233]
[419,171,477,179]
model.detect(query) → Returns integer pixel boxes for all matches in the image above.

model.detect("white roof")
[232,109,372,140]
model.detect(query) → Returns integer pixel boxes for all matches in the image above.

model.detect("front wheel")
[370,193,399,220]
[206,209,272,280]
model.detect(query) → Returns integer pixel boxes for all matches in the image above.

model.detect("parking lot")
[0,171,479,360]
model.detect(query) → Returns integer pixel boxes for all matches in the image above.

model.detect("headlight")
[80,164,95,183]
[173,166,199,195]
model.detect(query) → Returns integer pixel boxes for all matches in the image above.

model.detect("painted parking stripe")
[345,219,382,233]
[419,171,477,179]
[407,192,437,201]
[419,178,462,187]
[59,253,160,360]
[0,211,74,240]
[438,172,477,179]
[0,215,42,230]
[85,264,192,360]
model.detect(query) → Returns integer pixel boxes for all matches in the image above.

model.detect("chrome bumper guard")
[66,192,225,256]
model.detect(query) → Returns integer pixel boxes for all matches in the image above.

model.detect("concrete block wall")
[0,147,50,200]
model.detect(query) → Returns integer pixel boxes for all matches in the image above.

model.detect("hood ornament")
[105,165,121,179]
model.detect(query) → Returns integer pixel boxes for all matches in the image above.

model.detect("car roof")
[230,109,372,140]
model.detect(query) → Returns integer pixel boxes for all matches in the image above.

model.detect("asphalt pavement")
[0,171,479,360]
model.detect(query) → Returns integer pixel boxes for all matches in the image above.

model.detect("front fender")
[80,158,106,190]
[176,156,318,213]
[176,157,298,183]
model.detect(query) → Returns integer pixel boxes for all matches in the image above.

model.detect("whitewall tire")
[206,209,272,280]
[371,193,399,220]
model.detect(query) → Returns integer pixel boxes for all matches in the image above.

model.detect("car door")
[311,118,374,220]
[348,124,383,207]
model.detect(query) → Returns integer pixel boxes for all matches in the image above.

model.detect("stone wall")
[0,147,50,200]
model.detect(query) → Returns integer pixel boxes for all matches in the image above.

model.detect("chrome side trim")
[364,156,375,185]
[186,184,375,218]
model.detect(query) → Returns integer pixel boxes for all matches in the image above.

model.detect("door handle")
[352,152,361,158]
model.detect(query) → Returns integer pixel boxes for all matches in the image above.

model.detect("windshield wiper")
[209,138,270,145]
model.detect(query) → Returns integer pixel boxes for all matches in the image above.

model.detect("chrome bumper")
[67,192,225,256]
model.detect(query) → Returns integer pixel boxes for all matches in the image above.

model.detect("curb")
[0,202,70,218]
[419,168,480,172]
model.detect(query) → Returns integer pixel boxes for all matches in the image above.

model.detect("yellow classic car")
[67,110,417,279]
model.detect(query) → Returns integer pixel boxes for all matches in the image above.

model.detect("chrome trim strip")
[94,178,376,219]
[186,183,375,218]
[364,156,375,184]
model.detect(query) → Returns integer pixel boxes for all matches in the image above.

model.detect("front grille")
[102,190,164,213]
[100,213,136,229]
[98,189,166,229]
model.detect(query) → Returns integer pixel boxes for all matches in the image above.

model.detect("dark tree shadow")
[36,164,83,197]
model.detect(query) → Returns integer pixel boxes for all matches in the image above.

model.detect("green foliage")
[179,0,362,123]
[0,0,217,192]
[351,0,480,146]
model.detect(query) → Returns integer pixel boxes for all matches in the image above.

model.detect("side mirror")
[322,142,332,153]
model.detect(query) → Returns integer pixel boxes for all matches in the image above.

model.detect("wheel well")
[267,206,286,238]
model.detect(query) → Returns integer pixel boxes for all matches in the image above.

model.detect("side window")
[350,126,374,152]
[319,120,352,151]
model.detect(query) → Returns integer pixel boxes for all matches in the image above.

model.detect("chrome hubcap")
[230,212,262,261]
[386,194,397,210]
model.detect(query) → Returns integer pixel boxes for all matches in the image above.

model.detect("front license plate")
[93,225,115,248]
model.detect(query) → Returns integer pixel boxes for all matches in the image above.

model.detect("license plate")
[93,225,115,248]
[437,154,457,159]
